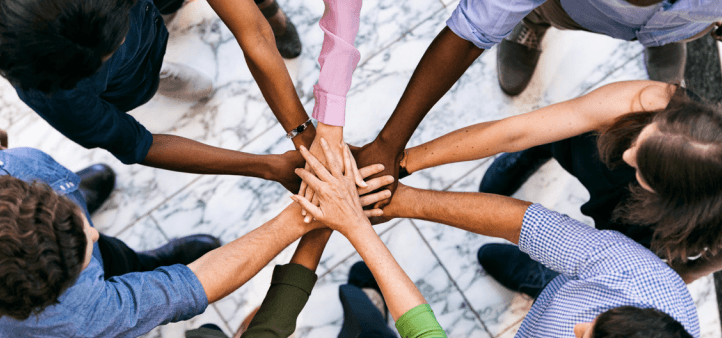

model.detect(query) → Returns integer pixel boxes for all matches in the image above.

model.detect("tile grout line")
[577,50,644,96]
[408,219,493,337]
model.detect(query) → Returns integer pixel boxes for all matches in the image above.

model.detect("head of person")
[598,90,722,262]
[574,306,693,338]
[0,0,137,93]
[0,176,98,320]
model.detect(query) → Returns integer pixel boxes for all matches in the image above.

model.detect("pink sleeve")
[312,0,362,127]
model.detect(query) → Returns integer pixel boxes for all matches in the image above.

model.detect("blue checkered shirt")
[515,204,700,337]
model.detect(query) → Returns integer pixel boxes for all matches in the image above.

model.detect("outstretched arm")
[142,134,305,192]
[402,80,675,174]
[188,203,318,303]
[208,0,315,149]
[354,27,483,204]
[384,184,530,244]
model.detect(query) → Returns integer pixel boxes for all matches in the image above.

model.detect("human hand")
[291,139,392,235]
[272,150,306,192]
[353,139,404,209]
[298,125,366,221]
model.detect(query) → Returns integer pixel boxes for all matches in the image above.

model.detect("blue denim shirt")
[447,0,721,49]
[14,0,168,165]
[0,148,208,338]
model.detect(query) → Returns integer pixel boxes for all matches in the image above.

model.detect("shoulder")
[633,82,675,112]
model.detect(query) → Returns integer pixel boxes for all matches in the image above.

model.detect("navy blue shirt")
[15,0,168,164]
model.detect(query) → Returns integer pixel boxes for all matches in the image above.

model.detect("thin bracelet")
[286,119,313,139]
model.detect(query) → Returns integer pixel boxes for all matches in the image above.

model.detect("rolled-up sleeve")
[312,0,362,127]
[78,264,208,338]
[446,0,546,49]
[16,89,153,165]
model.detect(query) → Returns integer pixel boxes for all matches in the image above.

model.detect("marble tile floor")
[0,0,721,337]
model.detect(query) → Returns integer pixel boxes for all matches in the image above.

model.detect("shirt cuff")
[312,86,346,127]
[446,4,497,50]
[395,304,446,338]
[517,203,548,255]
[271,264,319,295]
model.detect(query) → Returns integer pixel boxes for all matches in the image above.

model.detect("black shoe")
[645,42,686,84]
[142,235,221,267]
[257,0,302,59]
[348,261,388,321]
[477,243,558,299]
[275,18,302,59]
[76,164,116,215]
[497,21,550,96]
[479,147,551,196]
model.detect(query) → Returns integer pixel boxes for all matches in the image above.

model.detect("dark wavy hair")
[598,89,722,262]
[0,0,138,93]
[0,176,87,320]
[592,306,692,338]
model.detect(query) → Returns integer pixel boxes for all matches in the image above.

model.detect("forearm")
[188,203,314,303]
[404,120,506,173]
[290,228,333,271]
[208,0,313,149]
[376,27,483,152]
[142,134,277,179]
[384,185,530,244]
[345,224,426,321]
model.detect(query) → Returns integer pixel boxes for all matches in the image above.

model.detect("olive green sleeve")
[395,304,447,338]
[240,263,318,338]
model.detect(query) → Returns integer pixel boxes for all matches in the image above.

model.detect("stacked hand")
[291,138,393,234]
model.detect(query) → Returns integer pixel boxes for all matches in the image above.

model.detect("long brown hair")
[598,89,722,262]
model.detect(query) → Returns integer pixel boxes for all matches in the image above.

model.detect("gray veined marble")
[0,0,719,336]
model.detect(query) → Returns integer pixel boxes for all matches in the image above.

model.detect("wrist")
[340,217,374,238]
[316,123,344,141]
[292,124,316,149]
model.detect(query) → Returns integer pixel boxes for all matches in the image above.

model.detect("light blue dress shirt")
[447,0,721,49]
[515,204,700,337]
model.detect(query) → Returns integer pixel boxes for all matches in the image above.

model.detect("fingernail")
[304,216,312,223]
[302,209,306,216]
[378,164,385,170]
[321,138,328,147]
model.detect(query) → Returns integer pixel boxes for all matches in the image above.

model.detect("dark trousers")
[96,234,165,279]
[338,285,397,338]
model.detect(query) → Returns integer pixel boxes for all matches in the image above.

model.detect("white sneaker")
[158,62,214,101]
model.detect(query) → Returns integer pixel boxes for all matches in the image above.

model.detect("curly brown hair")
[598,89,722,262]
[0,176,87,320]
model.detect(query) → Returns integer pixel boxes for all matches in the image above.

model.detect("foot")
[497,21,550,96]
[348,261,388,321]
[158,62,214,101]
[76,164,116,215]
[141,234,221,267]
[256,0,302,59]
[479,147,551,196]
[645,42,686,84]
[477,243,558,299]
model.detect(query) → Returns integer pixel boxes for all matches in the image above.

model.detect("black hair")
[0,0,138,93]
[592,306,693,338]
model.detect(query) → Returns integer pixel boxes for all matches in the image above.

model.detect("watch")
[286,119,313,139]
